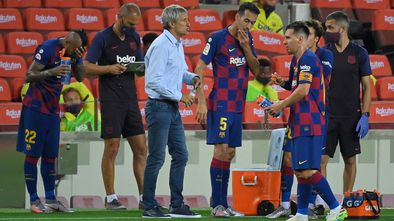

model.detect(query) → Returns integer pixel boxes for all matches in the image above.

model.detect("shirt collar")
[164,29,182,47]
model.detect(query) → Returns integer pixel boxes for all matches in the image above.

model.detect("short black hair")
[142,32,159,46]
[305,19,324,39]
[72,29,88,47]
[258,58,271,68]
[238,2,260,16]
[286,21,309,38]
[326,11,350,29]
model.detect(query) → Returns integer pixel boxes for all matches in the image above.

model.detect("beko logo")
[116,55,136,63]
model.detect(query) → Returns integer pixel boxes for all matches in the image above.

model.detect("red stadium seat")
[369,54,392,77]
[178,103,197,124]
[0,55,27,78]
[271,55,292,79]
[392,0,394,8]
[0,9,24,31]
[372,9,394,50]
[105,8,144,30]
[352,0,390,23]
[83,0,120,8]
[138,101,146,125]
[252,31,287,57]
[188,9,222,34]
[5,32,44,55]
[66,8,104,31]
[310,0,355,21]
[369,101,394,123]
[0,102,22,125]
[182,77,213,99]
[222,10,237,27]
[143,9,163,31]
[0,78,12,101]
[135,77,147,101]
[183,195,209,208]
[182,32,205,55]
[70,195,104,208]
[25,8,65,31]
[161,0,199,9]
[117,195,139,209]
[272,84,292,100]
[43,0,82,8]
[191,55,213,78]
[0,34,5,54]
[3,0,41,8]
[87,32,97,47]
[123,0,161,8]
[318,37,326,48]
[376,77,394,100]
[25,56,34,68]
[47,31,69,40]
[243,101,285,128]
[92,78,99,98]
[185,55,192,71]
[9,77,25,102]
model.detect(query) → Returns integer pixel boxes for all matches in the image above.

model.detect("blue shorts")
[206,111,242,148]
[290,136,323,170]
[16,106,60,157]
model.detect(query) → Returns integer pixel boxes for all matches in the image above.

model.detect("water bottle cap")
[61,57,71,60]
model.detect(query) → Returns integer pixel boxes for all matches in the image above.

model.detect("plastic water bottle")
[60,57,71,85]
[256,95,282,118]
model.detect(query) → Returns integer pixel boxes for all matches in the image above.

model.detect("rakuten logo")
[370,61,384,70]
[195,16,216,24]
[0,86,3,92]
[388,83,394,92]
[116,55,136,63]
[155,15,163,24]
[259,35,281,45]
[253,108,265,117]
[365,0,383,3]
[384,15,394,25]
[179,109,193,117]
[229,57,246,66]
[35,15,57,24]
[0,15,16,24]
[183,38,201,47]
[376,107,394,117]
[6,109,21,119]
[76,15,98,24]
[285,61,291,69]
[16,38,38,47]
[0,62,22,71]
[186,84,209,91]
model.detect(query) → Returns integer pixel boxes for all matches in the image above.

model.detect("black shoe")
[142,206,171,218]
[169,203,201,218]
[105,197,126,210]
[312,204,325,216]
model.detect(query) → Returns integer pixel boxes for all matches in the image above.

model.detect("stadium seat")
[0,102,22,126]
[183,195,209,208]
[178,103,197,124]
[310,0,355,21]
[92,78,99,98]
[9,78,25,102]
[5,32,44,55]
[117,195,139,209]
[243,101,285,129]
[392,0,394,8]
[372,9,394,50]
[222,10,237,27]
[188,9,222,35]
[0,55,27,78]
[191,55,213,78]
[252,31,287,57]
[43,0,82,8]
[161,0,199,9]
[83,0,120,8]
[3,0,41,7]
[122,0,161,8]
[138,101,146,125]
[0,9,24,31]
[155,195,170,207]
[318,37,326,48]
[369,55,392,78]
[0,34,5,54]
[143,9,164,31]
[135,77,147,101]
[87,32,97,47]
[185,55,193,71]
[376,77,394,100]
[272,84,292,100]
[25,56,34,68]
[47,31,69,40]
[70,78,93,93]
[182,32,206,55]
[352,0,390,24]
[24,8,65,31]
[0,78,12,102]
[182,77,213,99]
[66,8,105,31]
[105,8,145,30]
[369,101,394,123]
[271,55,292,79]
[70,195,104,208]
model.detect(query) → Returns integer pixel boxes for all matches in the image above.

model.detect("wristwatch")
[362,112,370,117]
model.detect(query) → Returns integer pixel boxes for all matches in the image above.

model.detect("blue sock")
[210,158,230,208]
[309,172,339,209]
[41,157,56,200]
[309,188,317,206]
[281,165,294,202]
[24,156,39,202]
[297,177,312,215]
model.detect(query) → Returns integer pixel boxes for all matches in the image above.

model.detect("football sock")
[281,201,290,210]
[210,158,230,208]
[309,188,318,207]
[24,155,39,202]
[308,172,339,210]
[41,157,56,200]
[297,177,312,215]
[281,165,294,203]
[107,194,118,203]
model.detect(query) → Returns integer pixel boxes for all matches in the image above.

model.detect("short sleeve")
[86,31,105,63]
[298,54,316,84]
[357,47,372,77]
[320,49,333,79]
[200,32,219,65]
[33,44,52,66]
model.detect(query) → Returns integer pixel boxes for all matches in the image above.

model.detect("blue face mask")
[121,19,136,36]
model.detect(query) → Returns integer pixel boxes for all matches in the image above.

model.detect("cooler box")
[232,128,285,216]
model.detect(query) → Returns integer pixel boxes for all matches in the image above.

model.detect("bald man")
[17,30,87,213]
[84,3,147,210]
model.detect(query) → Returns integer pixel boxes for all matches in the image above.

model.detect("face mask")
[65,103,83,115]
[256,75,271,85]
[324,32,340,44]
[121,19,136,36]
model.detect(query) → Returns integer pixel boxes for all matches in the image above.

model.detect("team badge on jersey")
[203,43,210,55]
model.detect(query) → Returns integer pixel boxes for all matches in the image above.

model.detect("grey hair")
[119,3,141,18]
[162,4,188,30]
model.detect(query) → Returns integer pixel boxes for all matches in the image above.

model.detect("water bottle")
[256,95,282,118]
[60,56,71,85]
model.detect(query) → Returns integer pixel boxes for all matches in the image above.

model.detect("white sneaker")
[226,206,244,217]
[286,215,308,221]
[211,205,230,217]
[326,208,348,221]
[266,205,291,218]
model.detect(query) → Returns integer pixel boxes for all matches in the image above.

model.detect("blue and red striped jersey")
[200,28,256,113]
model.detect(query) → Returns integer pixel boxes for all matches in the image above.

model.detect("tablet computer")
[125,61,145,76]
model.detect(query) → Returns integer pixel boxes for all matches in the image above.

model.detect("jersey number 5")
[219,117,227,131]
[25,129,37,144]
